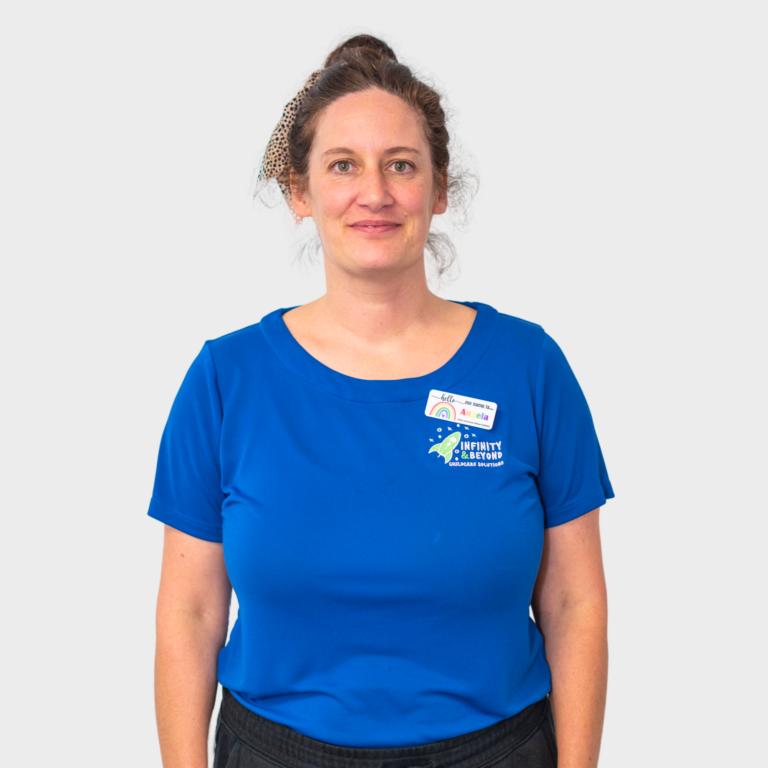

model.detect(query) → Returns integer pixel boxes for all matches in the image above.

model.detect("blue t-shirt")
[147,301,615,747]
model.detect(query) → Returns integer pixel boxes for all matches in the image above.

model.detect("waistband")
[218,687,550,768]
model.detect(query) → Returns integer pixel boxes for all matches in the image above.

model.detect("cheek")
[399,183,434,222]
[312,182,356,223]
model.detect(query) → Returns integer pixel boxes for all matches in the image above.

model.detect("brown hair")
[285,35,473,279]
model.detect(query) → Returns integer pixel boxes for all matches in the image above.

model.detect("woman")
[149,35,615,768]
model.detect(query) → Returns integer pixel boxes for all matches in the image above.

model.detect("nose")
[357,168,394,211]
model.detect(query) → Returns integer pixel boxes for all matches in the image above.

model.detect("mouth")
[349,220,401,235]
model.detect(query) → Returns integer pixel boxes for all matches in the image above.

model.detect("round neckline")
[259,300,499,403]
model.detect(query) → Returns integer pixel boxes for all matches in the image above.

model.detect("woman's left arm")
[531,507,608,768]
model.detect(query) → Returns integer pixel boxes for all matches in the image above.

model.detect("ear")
[432,173,448,216]
[290,171,312,219]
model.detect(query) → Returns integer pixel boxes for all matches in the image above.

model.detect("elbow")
[533,590,608,643]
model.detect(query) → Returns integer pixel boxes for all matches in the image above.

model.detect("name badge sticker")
[425,389,498,431]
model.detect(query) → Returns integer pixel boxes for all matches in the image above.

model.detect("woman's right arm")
[154,524,232,768]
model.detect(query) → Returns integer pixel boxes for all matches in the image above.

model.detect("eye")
[332,160,353,173]
[390,161,413,173]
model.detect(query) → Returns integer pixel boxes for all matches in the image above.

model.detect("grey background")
[2,1,765,765]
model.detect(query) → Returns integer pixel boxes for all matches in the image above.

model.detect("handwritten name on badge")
[425,389,498,431]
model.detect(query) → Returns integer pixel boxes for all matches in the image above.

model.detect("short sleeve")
[534,332,615,528]
[147,342,224,542]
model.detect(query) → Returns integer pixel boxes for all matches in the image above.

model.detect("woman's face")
[292,88,447,278]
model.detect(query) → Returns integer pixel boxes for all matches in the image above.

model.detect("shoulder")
[205,320,265,360]
[194,309,289,390]
[496,309,545,338]
[202,305,287,366]
[177,318,274,392]
[492,309,576,370]
[480,306,584,393]
[491,308,549,362]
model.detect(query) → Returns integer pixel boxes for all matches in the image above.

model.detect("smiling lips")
[349,219,401,234]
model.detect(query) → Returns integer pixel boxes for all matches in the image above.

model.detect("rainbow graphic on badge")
[429,401,457,420]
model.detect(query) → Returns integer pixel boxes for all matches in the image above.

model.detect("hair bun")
[324,34,398,68]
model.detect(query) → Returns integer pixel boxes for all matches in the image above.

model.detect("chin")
[342,246,423,274]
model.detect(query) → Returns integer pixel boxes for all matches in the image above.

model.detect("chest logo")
[427,425,504,468]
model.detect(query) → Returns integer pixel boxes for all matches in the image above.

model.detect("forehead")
[311,88,426,155]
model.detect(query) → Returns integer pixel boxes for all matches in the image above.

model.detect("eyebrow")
[321,146,422,158]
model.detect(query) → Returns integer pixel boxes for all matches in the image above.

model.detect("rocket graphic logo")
[428,432,461,464]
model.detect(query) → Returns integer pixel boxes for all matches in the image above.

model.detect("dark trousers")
[213,687,558,768]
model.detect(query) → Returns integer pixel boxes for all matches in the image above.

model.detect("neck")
[311,251,446,343]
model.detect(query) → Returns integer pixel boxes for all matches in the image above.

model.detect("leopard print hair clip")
[253,70,323,221]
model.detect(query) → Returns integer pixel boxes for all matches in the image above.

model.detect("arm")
[531,507,608,768]
[154,525,232,768]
